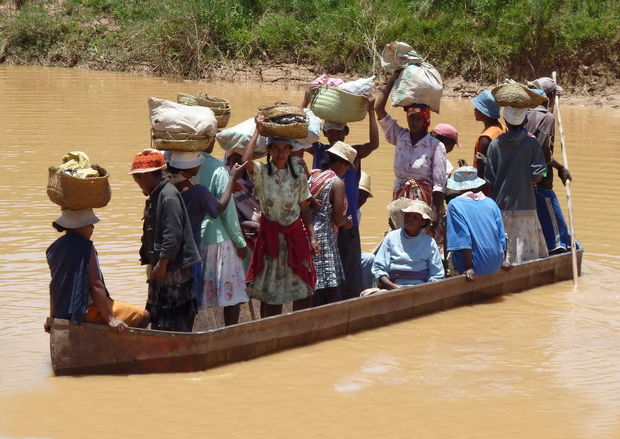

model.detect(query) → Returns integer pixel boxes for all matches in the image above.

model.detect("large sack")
[338,76,374,95]
[294,108,322,147]
[390,63,443,113]
[216,118,268,158]
[148,97,217,136]
[381,42,424,69]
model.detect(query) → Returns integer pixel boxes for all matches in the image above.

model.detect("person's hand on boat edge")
[107,316,128,333]
[501,261,513,272]
[464,268,476,282]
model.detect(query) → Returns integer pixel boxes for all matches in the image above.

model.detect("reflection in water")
[1,65,620,438]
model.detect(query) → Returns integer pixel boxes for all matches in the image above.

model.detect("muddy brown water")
[1,65,620,439]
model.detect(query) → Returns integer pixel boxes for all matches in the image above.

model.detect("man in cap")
[302,83,380,299]
[526,77,572,254]
[445,167,511,281]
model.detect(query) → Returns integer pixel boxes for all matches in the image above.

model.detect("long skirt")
[200,240,249,308]
[502,211,549,264]
[147,266,197,328]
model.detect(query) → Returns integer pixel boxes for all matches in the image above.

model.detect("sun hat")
[323,121,347,131]
[359,170,373,197]
[169,151,205,169]
[471,90,501,119]
[388,197,414,230]
[401,200,432,221]
[446,166,486,191]
[326,141,357,167]
[129,149,166,175]
[433,123,461,148]
[503,106,526,125]
[54,208,100,229]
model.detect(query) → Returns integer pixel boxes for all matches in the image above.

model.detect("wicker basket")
[258,102,306,120]
[177,92,230,110]
[47,166,111,209]
[215,112,231,129]
[310,86,367,124]
[260,121,309,139]
[152,129,216,151]
[492,83,547,108]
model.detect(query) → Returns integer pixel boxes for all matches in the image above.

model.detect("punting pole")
[552,71,579,285]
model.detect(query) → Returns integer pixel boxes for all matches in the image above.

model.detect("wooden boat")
[49,243,583,376]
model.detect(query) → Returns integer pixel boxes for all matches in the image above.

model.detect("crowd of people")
[44,74,571,334]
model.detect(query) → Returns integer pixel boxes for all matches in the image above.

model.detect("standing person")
[526,78,572,254]
[430,123,461,177]
[242,116,320,318]
[372,200,444,289]
[302,84,379,300]
[45,208,150,333]
[167,151,247,329]
[470,90,505,181]
[196,143,249,327]
[309,141,357,306]
[375,70,447,255]
[485,107,548,264]
[445,167,512,281]
[130,149,200,332]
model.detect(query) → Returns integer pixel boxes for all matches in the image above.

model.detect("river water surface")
[1,65,619,439]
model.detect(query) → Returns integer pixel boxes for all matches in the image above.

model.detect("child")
[242,116,319,318]
[470,90,505,180]
[130,149,200,332]
[309,141,357,305]
[372,200,444,289]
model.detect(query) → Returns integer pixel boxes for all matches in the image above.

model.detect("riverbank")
[1,0,619,108]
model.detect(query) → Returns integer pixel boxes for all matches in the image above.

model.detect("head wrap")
[503,106,526,125]
[404,104,431,132]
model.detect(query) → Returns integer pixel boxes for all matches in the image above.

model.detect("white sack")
[148,97,217,136]
[294,109,322,147]
[381,41,424,70]
[216,118,268,157]
[390,63,443,113]
[338,76,375,95]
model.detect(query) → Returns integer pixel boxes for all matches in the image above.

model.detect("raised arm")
[242,116,263,175]
[355,93,380,160]
[301,82,321,108]
[217,162,248,214]
[375,70,401,121]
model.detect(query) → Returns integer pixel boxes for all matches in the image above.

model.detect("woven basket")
[177,92,230,110]
[261,121,309,139]
[258,102,306,120]
[492,83,547,109]
[152,129,215,151]
[215,112,231,129]
[310,86,367,123]
[47,166,111,209]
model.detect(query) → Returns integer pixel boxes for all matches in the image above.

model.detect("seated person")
[44,208,150,333]
[445,166,512,281]
[372,200,444,289]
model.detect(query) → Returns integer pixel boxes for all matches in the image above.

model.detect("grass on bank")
[1,0,619,84]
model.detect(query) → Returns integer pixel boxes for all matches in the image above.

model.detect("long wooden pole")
[552,71,579,285]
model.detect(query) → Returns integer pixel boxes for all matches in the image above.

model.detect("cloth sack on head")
[216,118,268,158]
[293,108,322,148]
[390,63,443,113]
[338,76,375,95]
[381,42,424,70]
[148,97,217,136]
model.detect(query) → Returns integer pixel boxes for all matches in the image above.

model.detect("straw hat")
[169,151,205,169]
[401,200,432,221]
[129,149,167,174]
[359,171,373,197]
[54,208,100,229]
[388,197,414,230]
[446,166,486,191]
[327,141,357,167]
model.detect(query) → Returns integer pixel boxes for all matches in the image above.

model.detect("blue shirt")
[446,195,506,276]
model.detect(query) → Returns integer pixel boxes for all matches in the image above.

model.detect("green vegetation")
[1,0,619,84]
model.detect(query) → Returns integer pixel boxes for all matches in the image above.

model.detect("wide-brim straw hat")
[129,149,167,174]
[169,151,205,169]
[359,170,373,197]
[388,197,414,230]
[446,166,486,191]
[54,208,100,229]
[401,200,432,221]
[327,141,357,167]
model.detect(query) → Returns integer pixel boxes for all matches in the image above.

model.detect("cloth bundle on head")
[129,149,167,175]
[446,166,486,191]
[54,207,100,229]
[169,151,205,170]
[503,106,527,126]
[471,90,501,120]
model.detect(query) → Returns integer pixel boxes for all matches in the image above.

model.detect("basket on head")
[491,83,547,109]
[47,166,111,209]
[258,102,306,120]
[260,121,309,139]
[177,92,231,128]
[151,129,215,152]
[309,86,367,124]
[257,102,309,139]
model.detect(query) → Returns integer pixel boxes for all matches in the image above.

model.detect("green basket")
[310,86,367,124]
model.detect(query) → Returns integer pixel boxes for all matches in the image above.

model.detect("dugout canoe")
[49,242,583,376]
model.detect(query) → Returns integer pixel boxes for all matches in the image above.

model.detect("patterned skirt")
[200,240,249,308]
[502,211,549,264]
[146,266,197,328]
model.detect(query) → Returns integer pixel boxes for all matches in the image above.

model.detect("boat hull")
[50,245,583,376]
